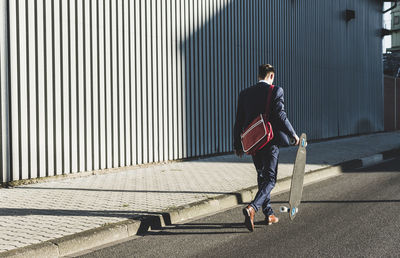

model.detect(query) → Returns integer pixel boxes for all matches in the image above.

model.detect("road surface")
[75,158,400,258]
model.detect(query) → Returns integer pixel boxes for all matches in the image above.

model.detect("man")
[233,64,299,232]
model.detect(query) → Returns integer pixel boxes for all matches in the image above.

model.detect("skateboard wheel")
[291,207,298,216]
[280,206,289,213]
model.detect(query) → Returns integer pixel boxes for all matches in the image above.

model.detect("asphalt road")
[76,158,400,258]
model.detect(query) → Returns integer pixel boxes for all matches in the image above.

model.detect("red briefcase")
[240,85,274,155]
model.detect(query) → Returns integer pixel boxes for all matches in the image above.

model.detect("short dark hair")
[258,64,275,79]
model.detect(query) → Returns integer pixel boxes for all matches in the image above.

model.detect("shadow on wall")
[180,1,292,159]
[180,0,384,161]
[355,119,373,134]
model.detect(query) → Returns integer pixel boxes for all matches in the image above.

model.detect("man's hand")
[234,149,244,157]
[293,134,300,146]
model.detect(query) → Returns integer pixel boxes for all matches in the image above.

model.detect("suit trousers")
[250,144,279,216]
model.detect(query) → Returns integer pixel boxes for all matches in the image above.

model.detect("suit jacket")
[233,82,296,151]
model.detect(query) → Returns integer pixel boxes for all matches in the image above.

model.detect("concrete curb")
[0,220,142,258]
[1,148,399,258]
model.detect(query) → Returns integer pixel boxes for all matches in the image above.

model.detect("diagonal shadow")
[144,230,249,236]
[0,208,165,218]
[159,222,245,230]
[145,231,249,236]
[15,187,242,197]
[143,222,262,236]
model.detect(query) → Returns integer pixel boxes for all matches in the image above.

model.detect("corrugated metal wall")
[1,0,10,183]
[0,0,383,183]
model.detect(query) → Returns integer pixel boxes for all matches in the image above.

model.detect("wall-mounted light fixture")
[345,9,355,22]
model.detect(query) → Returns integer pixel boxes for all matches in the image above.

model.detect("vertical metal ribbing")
[230,0,235,152]
[133,0,140,164]
[188,0,193,157]
[104,0,111,168]
[110,0,118,167]
[209,0,215,154]
[8,0,19,181]
[204,0,208,155]
[155,0,162,162]
[150,0,157,163]
[220,0,225,152]
[245,1,250,91]
[100,0,107,168]
[0,0,384,183]
[123,0,130,166]
[117,0,125,167]
[0,29,3,182]
[128,0,136,166]
[92,0,99,170]
[0,0,10,182]
[177,0,184,159]
[17,0,28,180]
[25,0,36,179]
[206,0,211,155]
[214,0,218,154]
[224,0,228,152]
[193,0,199,156]
[53,0,62,175]
[183,0,188,158]
[209,0,214,154]
[161,0,167,162]
[234,0,238,150]
[166,0,172,160]
[224,0,229,153]
[208,0,214,153]
[187,0,192,157]
[113,0,119,165]
[206,0,210,155]
[76,0,84,172]
[198,0,203,155]
[198,0,204,156]
[216,0,221,154]
[61,0,70,174]
[69,0,77,173]
[217,0,222,153]
[171,0,178,160]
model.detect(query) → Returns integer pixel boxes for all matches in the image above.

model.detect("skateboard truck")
[290,137,308,147]
[279,206,298,215]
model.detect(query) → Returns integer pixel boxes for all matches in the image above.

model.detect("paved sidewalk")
[1,131,400,254]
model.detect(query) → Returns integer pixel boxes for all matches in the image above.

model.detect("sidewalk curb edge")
[1,147,399,257]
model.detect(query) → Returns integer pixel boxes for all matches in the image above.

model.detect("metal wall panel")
[0,0,383,182]
[0,0,10,182]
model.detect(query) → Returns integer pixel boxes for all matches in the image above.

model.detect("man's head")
[258,64,275,84]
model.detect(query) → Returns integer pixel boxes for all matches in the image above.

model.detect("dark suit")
[233,81,297,216]
[234,82,296,150]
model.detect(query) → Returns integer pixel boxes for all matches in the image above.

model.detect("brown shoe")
[243,205,255,232]
[267,214,279,225]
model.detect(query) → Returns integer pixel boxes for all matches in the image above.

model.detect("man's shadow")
[138,210,272,236]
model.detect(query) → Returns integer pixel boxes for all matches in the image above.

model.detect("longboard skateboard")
[280,133,307,220]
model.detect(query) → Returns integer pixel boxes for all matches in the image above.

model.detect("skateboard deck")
[280,133,307,220]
